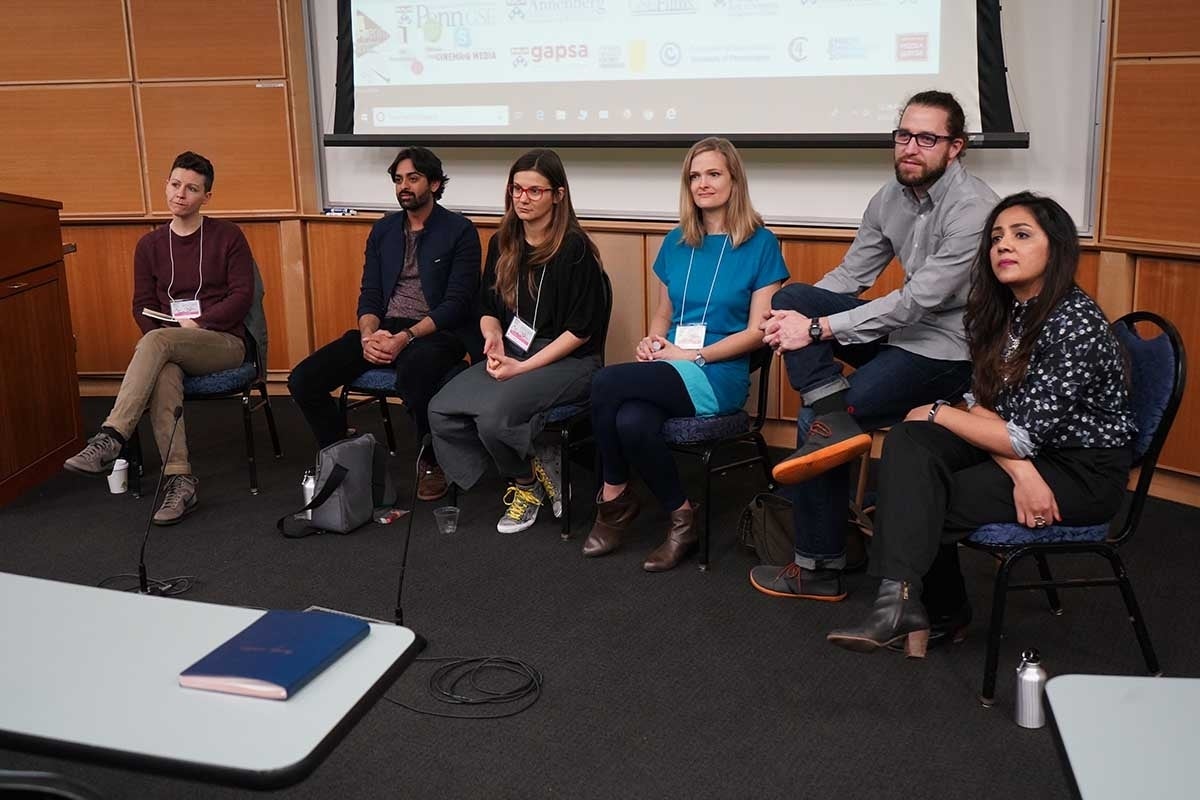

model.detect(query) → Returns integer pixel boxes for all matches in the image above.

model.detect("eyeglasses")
[892,129,956,149]
[510,184,552,200]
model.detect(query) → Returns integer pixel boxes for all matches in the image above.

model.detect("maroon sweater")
[132,217,254,338]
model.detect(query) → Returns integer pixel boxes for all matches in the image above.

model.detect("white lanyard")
[678,234,727,327]
[516,262,550,328]
[166,219,204,303]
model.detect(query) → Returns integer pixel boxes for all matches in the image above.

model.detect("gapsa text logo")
[524,43,590,62]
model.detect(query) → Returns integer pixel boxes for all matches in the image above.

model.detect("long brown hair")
[677,137,763,248]
[494,148,600,310]
[965,192,1081,408]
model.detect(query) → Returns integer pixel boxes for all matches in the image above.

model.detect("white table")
[1046,674,1199,799]
[0,572,423,788]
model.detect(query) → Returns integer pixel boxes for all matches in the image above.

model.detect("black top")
[992,286,1138,456]
[479,231,606,358]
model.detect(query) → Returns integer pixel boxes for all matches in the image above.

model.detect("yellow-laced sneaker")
[532,446,563,519]
[496,482,544,534]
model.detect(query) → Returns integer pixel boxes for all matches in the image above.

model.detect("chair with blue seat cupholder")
[128,261,281,496]
[961,311,1186,707]
[661,346,776,571]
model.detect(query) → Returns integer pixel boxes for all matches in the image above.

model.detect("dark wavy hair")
[903,90,967,149]
[965,192,1080,408]
[171,151,214,191]
[387,146,448,200]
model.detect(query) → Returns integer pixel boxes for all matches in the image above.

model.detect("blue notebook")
[179,610,370,700]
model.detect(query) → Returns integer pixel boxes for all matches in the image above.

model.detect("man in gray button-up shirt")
[752,92,998,625]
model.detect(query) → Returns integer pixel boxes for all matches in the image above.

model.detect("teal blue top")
[652,226,789,415]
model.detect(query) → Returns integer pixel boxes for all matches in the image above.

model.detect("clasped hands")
[360,329,410,365]
[635,335,691,362]
[482,334,528,382]
[760,309,814,352]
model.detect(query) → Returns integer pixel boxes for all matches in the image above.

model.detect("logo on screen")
[788,36,807,62]
[529,43,590,62]
[896,33,928,62]
[659,42,682,66]
[827,36,866,60]
[628,0,697,15]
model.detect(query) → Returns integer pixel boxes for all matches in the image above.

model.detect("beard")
[894,157,948,189]
[397,188,432,210]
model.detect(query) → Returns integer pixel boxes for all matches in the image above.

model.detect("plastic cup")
[107,459,129,494]
[433,506,459,535]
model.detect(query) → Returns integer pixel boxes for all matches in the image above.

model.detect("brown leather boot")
[643,503,698,572]
[582,486,641,557]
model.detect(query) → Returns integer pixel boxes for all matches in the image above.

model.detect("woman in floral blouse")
[825,191,1138,658]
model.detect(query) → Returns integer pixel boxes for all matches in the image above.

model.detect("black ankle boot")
[826,579,931,657]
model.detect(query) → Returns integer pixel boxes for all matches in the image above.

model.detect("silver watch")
[693,351,706,367]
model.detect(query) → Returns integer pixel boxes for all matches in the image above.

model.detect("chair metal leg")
[752,432,775,491]
[126,428,143,498]
[980,553,1018,706]
[259,383,282,458]
[379,398,397,455]
[241,392,259,495]
[699,449,713,571]
[560,428,572,541]
[1033,554,1063,615]
[1103,549,1161,676]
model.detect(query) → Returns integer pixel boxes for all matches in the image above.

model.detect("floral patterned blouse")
[989,286,1138,457]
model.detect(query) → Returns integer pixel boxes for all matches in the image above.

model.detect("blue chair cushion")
[183,362,257,396]
[546,403,588,424]
[968,521,1110,546]
[662,411,750,444]
[1112,322,1174,461]
[348,368,398,393]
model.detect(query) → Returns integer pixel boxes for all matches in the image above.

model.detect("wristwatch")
[402,327,416,343]
[809,317,823,342]
[693,351,706,367]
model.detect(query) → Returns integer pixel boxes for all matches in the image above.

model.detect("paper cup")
[107,459,129,494]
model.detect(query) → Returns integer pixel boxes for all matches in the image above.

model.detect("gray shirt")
[815,158,998,361]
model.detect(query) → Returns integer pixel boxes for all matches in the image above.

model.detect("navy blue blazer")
[356,203,483,359]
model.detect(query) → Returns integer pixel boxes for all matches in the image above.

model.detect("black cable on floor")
[96,573,197,596]
[385,655,543,719]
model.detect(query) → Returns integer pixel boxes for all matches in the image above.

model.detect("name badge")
[505,315,536,353]
[674,323,706,350]
[170,299,201,320]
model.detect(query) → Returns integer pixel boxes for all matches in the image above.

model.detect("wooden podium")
[0,193,82,506]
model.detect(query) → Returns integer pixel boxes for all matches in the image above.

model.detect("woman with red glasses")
[429,149,606,535]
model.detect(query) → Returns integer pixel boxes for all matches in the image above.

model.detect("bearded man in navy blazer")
[289,147,481,501]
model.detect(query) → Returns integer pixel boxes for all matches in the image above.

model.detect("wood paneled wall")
[0,0,314,217]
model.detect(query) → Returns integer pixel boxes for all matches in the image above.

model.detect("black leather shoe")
[827,579,931,657]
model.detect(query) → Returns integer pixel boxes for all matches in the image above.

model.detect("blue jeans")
[771,284,972,565]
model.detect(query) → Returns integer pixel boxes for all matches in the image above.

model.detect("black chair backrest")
[596,268,615,367]
[243,260,269,381]
[747,346,774,430]
[1110,311,1186,543]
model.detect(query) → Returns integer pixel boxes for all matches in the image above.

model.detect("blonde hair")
[677,137,763,248]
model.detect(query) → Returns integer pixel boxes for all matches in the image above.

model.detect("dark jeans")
[288,317,466,449]
[770,283,972,565]
[591,362,696,513]
[871,422,1132,610]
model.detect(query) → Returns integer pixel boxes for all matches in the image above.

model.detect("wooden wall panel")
[239,222,288,371]
[1103,61,1200,248]
[0,1,130,84]
[644,234,666,334]
[139,83,297,214]
[0,85,144,215]
[1132,257,1200,475]
[305,220,375,349]
[128,0,285,80]
[62,224,153,373]
[1077,250,1101,301]
[592,232,645,366]
[1114,0,1200,56]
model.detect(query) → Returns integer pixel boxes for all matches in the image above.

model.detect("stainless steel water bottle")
[1014,649,1048,728]
[301,469,316,520]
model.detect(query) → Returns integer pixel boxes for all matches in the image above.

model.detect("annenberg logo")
[530,43,590,62]
[629,0,696,11]
[413,4,497,27]
[530,0,607,10]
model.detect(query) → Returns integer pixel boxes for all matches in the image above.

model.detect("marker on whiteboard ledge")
[324,207,358,216]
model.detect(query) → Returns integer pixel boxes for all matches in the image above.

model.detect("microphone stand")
[395,434,430,626]
[138,406,184,595]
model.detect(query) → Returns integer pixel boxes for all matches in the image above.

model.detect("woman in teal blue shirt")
[586,137,788,572]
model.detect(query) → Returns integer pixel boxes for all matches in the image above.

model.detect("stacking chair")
[542,269,614,539]
[129,262,281,495]
[962,311,1186,706]
[662,346,776,570]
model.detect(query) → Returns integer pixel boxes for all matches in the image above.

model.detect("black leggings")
[590,362,696,512]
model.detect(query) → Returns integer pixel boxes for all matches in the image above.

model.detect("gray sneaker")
[496,482,544,534]
[153,474,199,526]
[533,442,564,519]
[64,432,122,475]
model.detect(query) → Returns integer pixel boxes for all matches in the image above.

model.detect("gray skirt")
[428,344,600,490]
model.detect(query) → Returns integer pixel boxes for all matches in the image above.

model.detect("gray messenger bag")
[277,434,396,537]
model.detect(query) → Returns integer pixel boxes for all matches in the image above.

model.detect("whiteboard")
[306,0,1105,232]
